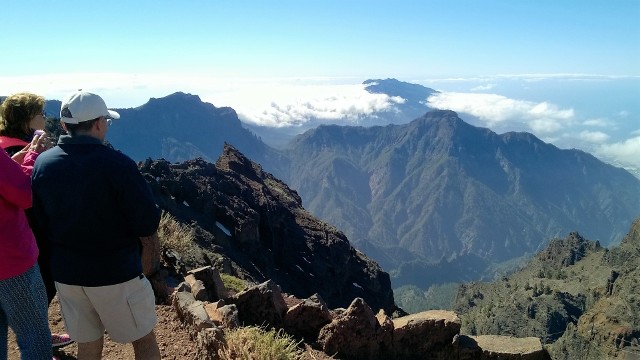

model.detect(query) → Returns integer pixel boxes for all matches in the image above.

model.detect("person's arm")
[140,231,161,277]
[11,148,28,164]
[17,150,39,176]
[11,134,46,176]
[114,155,162,275]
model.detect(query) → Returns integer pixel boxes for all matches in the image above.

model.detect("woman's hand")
[28,132,49,153]
[11,132,49,163]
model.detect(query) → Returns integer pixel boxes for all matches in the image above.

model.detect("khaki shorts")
[55,275,157,343]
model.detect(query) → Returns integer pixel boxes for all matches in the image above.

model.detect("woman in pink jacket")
[0,124,52,359]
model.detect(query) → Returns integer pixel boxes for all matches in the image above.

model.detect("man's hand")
[140,232,172,304]
[140,232,161,277]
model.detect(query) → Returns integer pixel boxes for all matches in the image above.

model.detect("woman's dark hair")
[0,92,45,140]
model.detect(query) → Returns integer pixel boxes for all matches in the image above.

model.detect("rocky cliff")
[138,143,395,313]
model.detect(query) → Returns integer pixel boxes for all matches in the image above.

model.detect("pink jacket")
[0,149,39,280]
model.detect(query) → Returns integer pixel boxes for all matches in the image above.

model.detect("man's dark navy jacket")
[31,135,160,286]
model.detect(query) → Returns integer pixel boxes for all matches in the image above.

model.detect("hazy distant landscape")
[4,1,639,357]
[41,79,640,309]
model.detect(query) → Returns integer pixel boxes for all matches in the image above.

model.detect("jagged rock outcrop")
[453,232,605,343]
[536,232,600,268]
[284,293,332,341]
[547,218,640,359]
[228,279,288,328]
[172,291,216,335]
[317,298,393,359]
[205,301,240,329]
[139,143,396,313]
[178,266,228,303]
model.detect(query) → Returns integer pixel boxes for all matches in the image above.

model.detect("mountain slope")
[106,92,288,173]
[283,110,640,286]
[453,218,640,359]
[139,144,396,313]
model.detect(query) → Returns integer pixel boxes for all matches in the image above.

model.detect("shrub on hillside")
[218,326,302,360]
[158,211,195,256]
[220,273,246,294]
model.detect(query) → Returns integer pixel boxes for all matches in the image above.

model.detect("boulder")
[172,291,215,336]
[195,327,225,360]
[471,335,550,359]
[391,310,461,359]
[228,280,287,328]
[188,266,228,301]
[376,308,394,352]
[451,334,483,359]
[284,293,332,342]
[205,301,240,329]
[192,280,208,301]
[175,281,191,293]
[317,297,393,359]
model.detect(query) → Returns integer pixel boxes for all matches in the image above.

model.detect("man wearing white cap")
[30,90,161,359]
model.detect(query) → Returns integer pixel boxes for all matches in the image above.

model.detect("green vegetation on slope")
[394,283,458,313]
[452,222,640,359]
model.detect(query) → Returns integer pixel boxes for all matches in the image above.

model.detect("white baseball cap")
[60,90,120,124]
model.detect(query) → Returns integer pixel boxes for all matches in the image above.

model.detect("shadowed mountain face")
[139,144,396,313]
[105,92,289,174]
[282,110,640,286]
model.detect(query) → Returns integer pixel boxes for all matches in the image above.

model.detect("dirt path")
[8,297,198,360]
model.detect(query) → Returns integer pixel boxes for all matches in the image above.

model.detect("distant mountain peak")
[156,91,200,101]
[284,109,640,287]
[103,92,276,166]
[422,109,460,121]
[363,78,438,104]
[142,92,209,109]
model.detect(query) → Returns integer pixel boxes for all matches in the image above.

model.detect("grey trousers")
[0,264,51,360]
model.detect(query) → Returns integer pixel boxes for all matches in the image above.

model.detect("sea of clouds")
[1,73,638,175]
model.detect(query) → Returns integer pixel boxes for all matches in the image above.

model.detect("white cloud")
[2,72,635,174]
[0,74,406,127]
[416,74,640,84]
[529,118,565,133]
[0,72,198,108]
[470,83,496,91]
[597,136,640,172]
[578,130,610,143]
[582,118,609,127]
[426,92,575,134]
[224,84,406,127]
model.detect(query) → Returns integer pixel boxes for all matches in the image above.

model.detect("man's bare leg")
[132,330,160,360]
[76,336,104,360]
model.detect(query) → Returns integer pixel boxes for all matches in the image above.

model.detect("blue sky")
[6,0,638,78]
[1,0,639,173]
